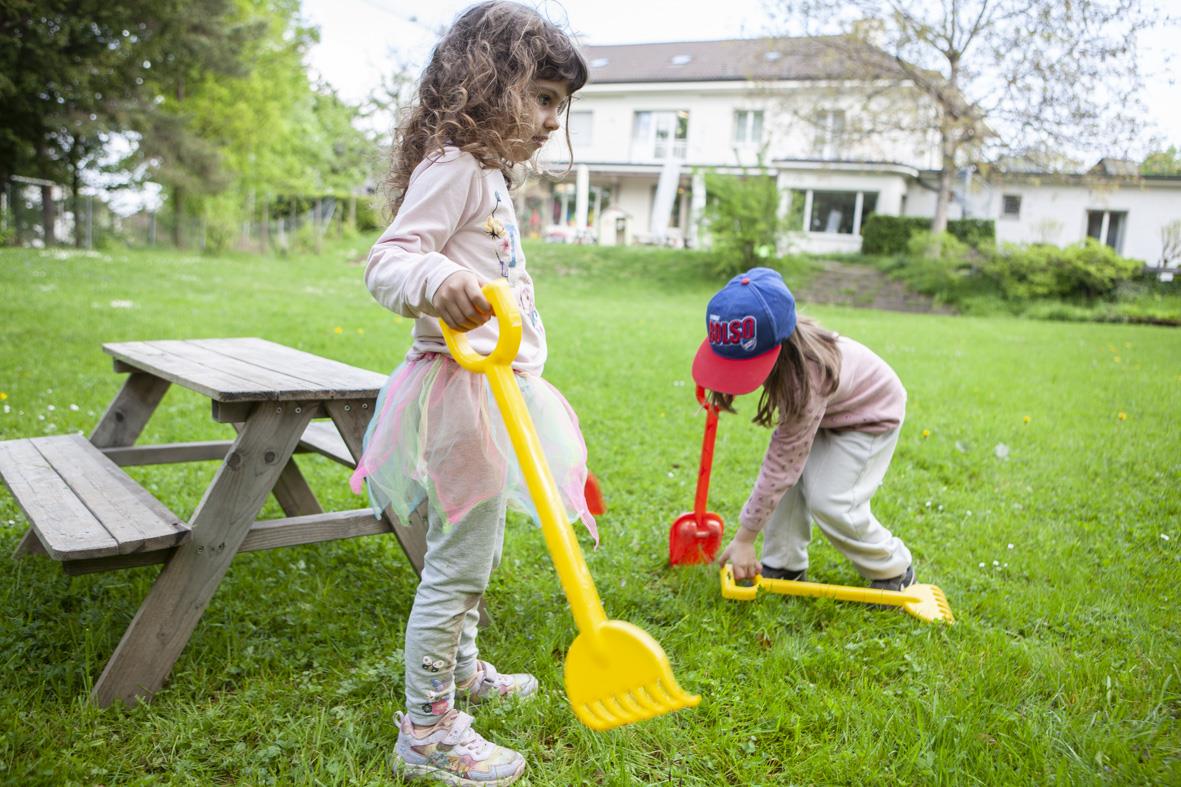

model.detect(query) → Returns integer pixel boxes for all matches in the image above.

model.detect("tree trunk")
[71,161,83,248]
[40,184,56,247]
[172,186,184,247]
[931,126,955,236]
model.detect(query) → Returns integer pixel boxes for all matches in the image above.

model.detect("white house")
[525,37,1181,267]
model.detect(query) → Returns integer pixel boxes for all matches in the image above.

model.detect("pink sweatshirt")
[364,147,547,374]
[739,336,907,532]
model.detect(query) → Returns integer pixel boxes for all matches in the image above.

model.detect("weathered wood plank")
[101,441,234,467]
[239,509,388,551]
[103,341,276,403]
[0,438,117,560]
[12,527,48,558]
[298,421,357,468]
[103,339,383,403]
[62,509,390,574]
[90,372,170,448]
[91,400,315,707]
[33,435,187,555]
[191,337,386,395]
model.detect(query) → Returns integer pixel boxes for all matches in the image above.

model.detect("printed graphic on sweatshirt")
[483,192,521,283]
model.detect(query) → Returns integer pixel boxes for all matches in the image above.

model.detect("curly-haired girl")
[347,2,589,784]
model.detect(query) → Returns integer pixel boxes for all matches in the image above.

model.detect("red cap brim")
[691,339,780,395]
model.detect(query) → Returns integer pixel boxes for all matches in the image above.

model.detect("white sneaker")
[391,709,525,786]
[455,660,538,705]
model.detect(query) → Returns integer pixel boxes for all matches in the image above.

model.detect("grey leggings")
[403,497,507,725]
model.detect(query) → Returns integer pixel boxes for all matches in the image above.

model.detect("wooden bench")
[0,433,189,562]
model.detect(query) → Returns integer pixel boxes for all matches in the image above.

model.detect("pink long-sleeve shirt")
[739,336,907,532]
[364,147,547,374]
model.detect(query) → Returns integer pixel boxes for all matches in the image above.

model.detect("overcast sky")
[300,0,1181,158]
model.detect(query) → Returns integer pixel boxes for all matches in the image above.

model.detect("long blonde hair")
[710,316,842,427]
[385,1,588,216]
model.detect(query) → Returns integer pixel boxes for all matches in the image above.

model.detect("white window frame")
[733,110,764,146]
[797,188,878,235]
[813,110,846,160]
[568,110,593,148]
[632,110,689,161]
[1086,209,1127,252]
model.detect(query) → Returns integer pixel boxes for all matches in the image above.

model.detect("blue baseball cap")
[691,267,797,395]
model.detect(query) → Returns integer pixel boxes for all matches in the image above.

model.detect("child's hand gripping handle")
[438,279,608,638]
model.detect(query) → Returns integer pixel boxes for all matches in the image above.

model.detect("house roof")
[580,36,902,84]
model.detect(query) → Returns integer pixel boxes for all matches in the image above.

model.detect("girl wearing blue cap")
[692,267,915,591]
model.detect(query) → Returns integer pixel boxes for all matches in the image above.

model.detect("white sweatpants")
[760,428,911,580]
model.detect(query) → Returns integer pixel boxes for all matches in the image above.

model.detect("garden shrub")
[983,239,1142,299]
[703,172,782,276]
[861,214,995,254]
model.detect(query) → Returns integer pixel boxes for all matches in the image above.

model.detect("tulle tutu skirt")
[349,353,597,544]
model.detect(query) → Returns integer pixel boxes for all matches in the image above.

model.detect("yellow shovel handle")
[440,279,607,635]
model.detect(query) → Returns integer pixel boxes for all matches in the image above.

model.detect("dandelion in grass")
[1118,412,1127,421]
[921,429,931,439]
[994,443,1010,460]
[1023,415,1031,424]
[0,392,6,400]
[334,326,344,334]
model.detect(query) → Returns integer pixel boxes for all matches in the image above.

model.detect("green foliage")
[702,172,783,276]
[1141,145,1181,176]
[862,215,996,255]
[0,242,1179,784]
[984,239,1143,299]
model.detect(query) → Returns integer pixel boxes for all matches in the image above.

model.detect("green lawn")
[1,241,1178,784]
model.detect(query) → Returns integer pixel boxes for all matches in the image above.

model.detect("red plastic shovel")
[668,385,725,565]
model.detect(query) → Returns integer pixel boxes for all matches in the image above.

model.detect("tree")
[772,0,1168,233]
[1142,146,1181,176]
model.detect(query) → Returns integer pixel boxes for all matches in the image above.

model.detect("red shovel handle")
[694,385,718,520]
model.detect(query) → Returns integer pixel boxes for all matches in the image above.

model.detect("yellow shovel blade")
[720,564,955,625]
[566,621,700,731]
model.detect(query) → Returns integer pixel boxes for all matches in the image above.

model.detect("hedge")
[862,215,996,254]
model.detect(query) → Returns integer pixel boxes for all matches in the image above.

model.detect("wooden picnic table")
[0,338,446,708]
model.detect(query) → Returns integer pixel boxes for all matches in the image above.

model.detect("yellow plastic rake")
[440,280,699,731]
[720,564,955,625]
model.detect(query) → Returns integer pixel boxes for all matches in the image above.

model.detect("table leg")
[232,423,322,517]
[90,401,315,708]
[90,372,170,449]
[326,400,491,627]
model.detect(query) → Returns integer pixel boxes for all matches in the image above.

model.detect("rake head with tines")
[566,620,701,730]
[720,564,955,625]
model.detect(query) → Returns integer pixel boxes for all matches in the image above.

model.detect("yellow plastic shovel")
[720,564,955,625]
[440,279,700,731]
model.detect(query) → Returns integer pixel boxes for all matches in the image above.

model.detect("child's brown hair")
[385,1,588,215]
[710,316,842,427]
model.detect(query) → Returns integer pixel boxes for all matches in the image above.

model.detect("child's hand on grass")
[433,270,493,331]
[718,527,760,580]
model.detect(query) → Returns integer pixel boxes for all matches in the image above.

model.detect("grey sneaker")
[760,564,808,582]
[455,660,538,705]
[392,709,525,786]
[870,565,916,592]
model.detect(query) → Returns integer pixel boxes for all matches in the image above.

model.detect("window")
[733,110,764,146]
[1086,210,1127,252]
[798,189,878,235]
[1002,194,1021,218]
[568,110,592,148]
[632,111,689,160]
[813,110,846,159]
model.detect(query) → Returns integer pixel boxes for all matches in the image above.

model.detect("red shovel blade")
[584,471,606,516]
[668,511,724,565]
